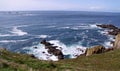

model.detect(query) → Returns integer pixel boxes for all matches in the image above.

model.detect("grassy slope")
[0,49,120,71]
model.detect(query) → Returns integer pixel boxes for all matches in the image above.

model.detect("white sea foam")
[70,24,100,30]
[104,41,113,48]
[25,40,86,61]
[0,40,17,43]
[60,27,70,29]
[0,34,12,37]
[0,39,28,43]
[11,27,28,36]
[25,43,58,61]
[36,35,50,39]
[89,24,98,28]
[98,30,109,35]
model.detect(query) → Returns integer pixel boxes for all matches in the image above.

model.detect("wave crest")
[11,27,28,36]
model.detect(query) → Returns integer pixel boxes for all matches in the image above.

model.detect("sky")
[0,0,120,12]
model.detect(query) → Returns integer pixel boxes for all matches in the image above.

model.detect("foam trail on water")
[0,39,28,43]
[0,34,12,37]
[70,24,101,30]
[0,40,17,43]
[11,26,28,36]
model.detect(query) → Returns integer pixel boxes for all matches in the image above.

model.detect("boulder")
[85,45,105,56]
[41,39,53,46]
[40,39,64,60]
[114,34,120,49]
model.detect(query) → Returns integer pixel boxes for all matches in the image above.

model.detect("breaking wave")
[24,40,86,61]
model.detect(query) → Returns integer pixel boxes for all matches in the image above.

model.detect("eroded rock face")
[85,45,105,56]
[40,40,64,60]
[114,34,120,49]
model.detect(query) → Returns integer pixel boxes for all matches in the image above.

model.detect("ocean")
[0,11,120,61]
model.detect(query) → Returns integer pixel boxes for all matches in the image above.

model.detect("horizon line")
[0,10,120,13]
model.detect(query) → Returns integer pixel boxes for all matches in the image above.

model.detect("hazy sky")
[0,0,120,12]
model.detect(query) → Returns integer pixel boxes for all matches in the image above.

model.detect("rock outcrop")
[114,34,120,49]
[40,39,64,60]
[97,24,120,35]
[85,45,105,56]
[97,24,120,49]
[97,24,118,29]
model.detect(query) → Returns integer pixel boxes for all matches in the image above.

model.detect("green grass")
[0,49,120,71]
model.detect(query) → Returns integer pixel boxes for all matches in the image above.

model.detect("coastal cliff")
[0,24,120,71]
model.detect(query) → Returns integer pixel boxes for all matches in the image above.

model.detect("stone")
[40,39,64,60]
[41,39,53,46]
[85,45,105,56]
[29,54,36,58]
[97,24,118,29]
[114,34,120,49]
[108,29,120,35]
[33,47,38,49]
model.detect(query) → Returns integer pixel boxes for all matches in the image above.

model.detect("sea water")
[0,11,120,61]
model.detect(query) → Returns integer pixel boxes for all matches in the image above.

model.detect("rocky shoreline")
[1,24,120,61]
[36,24,120,60]
[84,24,120,57]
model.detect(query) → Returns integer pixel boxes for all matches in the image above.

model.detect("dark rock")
[108,29,120,35]
[33,47,38,49]
[110,41,115,46]
[105,47,114,52]
[30,54,36,58]
[42,51,45,54]
[40,39,64,60]
[41,39,53,46]
[97,24,120,36]
[97,24,118,29]
[76,48,84,52]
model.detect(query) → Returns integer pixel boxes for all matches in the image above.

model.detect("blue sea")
[0,11,120,60]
